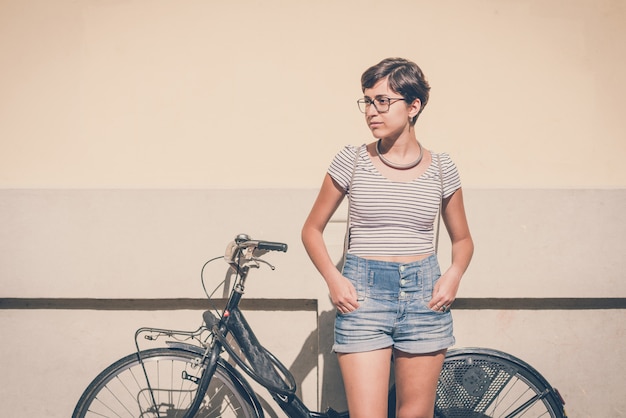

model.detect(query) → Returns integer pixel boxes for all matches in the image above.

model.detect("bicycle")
[73,234,567,418]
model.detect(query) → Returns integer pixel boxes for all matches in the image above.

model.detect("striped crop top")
[328,144,462,256]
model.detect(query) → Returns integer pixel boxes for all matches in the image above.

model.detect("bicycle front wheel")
[435,348,566,418]
[73,347,260,418]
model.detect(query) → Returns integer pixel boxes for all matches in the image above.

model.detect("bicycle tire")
[434,348,566,418]
[72,347,261,418]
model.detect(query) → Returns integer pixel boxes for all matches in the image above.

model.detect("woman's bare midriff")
[360,253,434,263]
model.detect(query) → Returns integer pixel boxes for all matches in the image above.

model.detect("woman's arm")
[428,188,474,310]
[302,174,360,313]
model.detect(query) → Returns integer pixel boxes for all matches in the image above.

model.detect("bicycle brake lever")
[254,258,275,270]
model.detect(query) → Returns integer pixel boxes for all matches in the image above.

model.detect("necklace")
[376,139,423,170]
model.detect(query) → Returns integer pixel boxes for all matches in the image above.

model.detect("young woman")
[301,58,474,418]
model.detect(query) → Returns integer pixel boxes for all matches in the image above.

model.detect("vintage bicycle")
[72,234,567,417]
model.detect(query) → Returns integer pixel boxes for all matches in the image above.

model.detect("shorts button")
[400,279,406,286]
[399,265,406,272]
[400,291,406,297]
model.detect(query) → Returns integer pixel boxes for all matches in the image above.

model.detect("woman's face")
[362,77,420,139]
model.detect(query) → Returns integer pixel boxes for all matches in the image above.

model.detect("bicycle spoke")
[73,348,256,418]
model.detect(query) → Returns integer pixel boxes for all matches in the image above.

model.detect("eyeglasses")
[357,96,405,113]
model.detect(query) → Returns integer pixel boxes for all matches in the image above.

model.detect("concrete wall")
[1,189,625,417]
[1,0,625,417]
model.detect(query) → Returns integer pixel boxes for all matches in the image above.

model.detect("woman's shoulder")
[342,143,368,154]
[430,151,458,169]
[333,143,367,163]
[430,150,453,161]
[328,144,368,191]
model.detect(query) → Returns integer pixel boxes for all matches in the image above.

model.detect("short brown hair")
[361,57,431,124]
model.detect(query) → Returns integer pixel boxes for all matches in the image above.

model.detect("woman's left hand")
[428,272,461,313]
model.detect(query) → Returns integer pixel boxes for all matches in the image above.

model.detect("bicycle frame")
[186,253,346,418]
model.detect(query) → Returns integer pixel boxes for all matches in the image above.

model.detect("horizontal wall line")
[452,297,626,310]
[0,298,318,311]
[1,298,625,311]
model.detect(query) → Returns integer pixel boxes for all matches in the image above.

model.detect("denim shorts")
[333,253,455,354]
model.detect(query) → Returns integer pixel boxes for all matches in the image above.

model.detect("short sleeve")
[437,153,462,199]
[327,145,361,192]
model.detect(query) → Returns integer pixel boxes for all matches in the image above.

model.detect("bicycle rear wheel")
[435,348,566,418]
[73,347,260,418]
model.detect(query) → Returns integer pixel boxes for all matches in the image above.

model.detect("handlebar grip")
[258,241,288,252]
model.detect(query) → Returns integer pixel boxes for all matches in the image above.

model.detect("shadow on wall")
[289,309,346,411]
[214,259,346,413]
[289,257,348,411]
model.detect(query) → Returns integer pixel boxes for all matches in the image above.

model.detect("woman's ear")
[408,98,422,120]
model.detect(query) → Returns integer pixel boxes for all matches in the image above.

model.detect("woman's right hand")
[328,273,360,314]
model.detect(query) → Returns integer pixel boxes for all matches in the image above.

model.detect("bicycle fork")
[181,343,222,418]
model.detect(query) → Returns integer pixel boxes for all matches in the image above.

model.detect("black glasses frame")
[357,96,405,113]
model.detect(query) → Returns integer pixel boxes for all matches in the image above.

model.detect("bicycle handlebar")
[256,241,288,252]
[233,234,288,253]
[225,234,288,265]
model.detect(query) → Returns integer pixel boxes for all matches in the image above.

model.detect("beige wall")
[1,1,625,418]
[1,0,625,189]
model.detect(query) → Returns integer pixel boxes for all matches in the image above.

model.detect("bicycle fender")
[164,341,208,355]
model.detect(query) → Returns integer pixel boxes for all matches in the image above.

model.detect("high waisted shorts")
[333,253,455,354]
